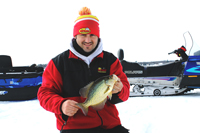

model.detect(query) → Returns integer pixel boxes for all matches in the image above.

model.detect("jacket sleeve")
[109,58,130,104]
[37,60,66,114]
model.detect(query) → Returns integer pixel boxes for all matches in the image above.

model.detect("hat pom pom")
[79,7,91,15]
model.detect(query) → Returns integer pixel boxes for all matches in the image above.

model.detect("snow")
[119,90,200,133]
[1,90,200,133]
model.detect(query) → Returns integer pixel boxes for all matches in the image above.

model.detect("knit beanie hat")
[73,7,100,37]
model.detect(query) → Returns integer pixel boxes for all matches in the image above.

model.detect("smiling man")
[37,7,130,133]
[76,34,98,53]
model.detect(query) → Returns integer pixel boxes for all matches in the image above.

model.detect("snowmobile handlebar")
[168,47,188,61]
[168,50,178,55]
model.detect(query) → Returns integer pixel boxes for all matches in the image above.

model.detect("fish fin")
[76,103,89,116]
[79,81,94,98]
[91,98,107,111]
[108,91,112,100]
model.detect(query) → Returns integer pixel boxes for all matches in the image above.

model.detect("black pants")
[60,125,129,133]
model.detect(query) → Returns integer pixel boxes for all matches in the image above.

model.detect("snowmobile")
[118,31,200,96]
[0,55,43,101]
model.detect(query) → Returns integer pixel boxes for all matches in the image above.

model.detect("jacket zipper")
[88,65,92,76]
[88,64,93,82]
[96,111,103,127]
[77,58,92,81]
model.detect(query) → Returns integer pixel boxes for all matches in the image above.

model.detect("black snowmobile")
[0,55,43,101]
[118,32,200,96]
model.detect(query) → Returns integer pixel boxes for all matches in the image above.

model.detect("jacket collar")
[69,51,104,59]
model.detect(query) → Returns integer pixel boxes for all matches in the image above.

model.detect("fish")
[76,74,119,116]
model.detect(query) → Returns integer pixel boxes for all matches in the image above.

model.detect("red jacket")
[37,50,130,130]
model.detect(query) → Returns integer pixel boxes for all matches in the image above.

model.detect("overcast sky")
[1,0,200,66]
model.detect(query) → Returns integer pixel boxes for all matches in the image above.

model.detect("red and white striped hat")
[73,7,100,37]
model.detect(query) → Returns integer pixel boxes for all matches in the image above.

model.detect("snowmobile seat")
[0,66,44,74]
[121,60,146,77]
[0,55,12,68]
[0,55,43,74]
[121,60,183,77]
[146,61,183,76]
[118,48,183,77]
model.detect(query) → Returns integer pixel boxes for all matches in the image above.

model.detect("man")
[37,7,130,133]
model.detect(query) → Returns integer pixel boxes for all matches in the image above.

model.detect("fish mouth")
[111,74,119,81]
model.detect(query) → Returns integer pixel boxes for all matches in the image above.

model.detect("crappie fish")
[76,74,119,116]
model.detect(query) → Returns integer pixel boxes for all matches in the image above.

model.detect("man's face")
[76,34,98,53]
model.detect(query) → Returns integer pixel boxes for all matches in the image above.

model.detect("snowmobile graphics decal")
[0,91,8,95]
[186,66,200,74]
[144,77,176,81]
[0,76,42,88]
[184,56,200,75]
[124,70,143,74]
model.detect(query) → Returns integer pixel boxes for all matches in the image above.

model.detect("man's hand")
[61,100,79,116]
[112,79,123,94]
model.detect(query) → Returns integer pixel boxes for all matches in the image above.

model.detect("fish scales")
[84,80,107,107]
[76,74,119,116]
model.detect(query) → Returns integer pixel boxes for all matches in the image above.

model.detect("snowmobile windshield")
[184,32,200,56]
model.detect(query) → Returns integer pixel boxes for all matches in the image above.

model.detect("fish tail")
[76,103,88,116]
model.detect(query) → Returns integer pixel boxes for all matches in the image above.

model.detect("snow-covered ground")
[1,90,200,133]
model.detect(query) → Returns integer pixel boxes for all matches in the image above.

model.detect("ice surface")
[1,90,200,133]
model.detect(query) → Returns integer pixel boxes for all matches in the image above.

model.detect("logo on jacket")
[98,67,107,73]
[79,28,91,34]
